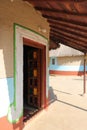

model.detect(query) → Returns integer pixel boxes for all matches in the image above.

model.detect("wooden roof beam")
[24,0,87,2]
[48,19,87,32]
[50,30,87,48]
[50,24,87,39]
[50,34,87,52]
[50,31,87,49]
[42,14,87,26]
[35,7,87,15]
[50,27,87,44]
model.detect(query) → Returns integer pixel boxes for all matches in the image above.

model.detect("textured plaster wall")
[0,26,13,78]
[0,0,49,78]
[0,0,49,121]
[49,56,87,72]
[57,56,84,66]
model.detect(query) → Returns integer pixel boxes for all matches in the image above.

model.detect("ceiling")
[23,0,87,53]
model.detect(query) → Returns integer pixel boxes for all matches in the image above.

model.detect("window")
[52,58,55,65]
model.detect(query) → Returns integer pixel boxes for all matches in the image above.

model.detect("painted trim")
[23,38,47,108]
[7,24,21,123]
[7,23,48,124]
[13,23,16,108]
[0,77,14,118]
[23,37,45,49]
[8,107,23,124]
[49,65,87,71]
[43,47,47,108]
[0,116,23,130]
[14,23,48,40]
[49,70,87,76]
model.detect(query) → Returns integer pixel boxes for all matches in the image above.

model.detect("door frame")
[23,37,46,109]
[8,24,48,123]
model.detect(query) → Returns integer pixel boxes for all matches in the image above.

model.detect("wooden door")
[27,47,41,108]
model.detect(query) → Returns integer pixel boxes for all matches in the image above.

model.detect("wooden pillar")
[83,53,86,94]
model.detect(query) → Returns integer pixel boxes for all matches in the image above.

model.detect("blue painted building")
[49,44,87,75]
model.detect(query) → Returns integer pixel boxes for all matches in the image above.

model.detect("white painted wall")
[7,25,48,122]
[0,0,49,78]
[0,0,49,121]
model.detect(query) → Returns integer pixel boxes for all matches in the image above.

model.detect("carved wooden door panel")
[27,48,41,108]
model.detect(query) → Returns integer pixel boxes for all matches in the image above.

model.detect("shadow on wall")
[48,86,57,105]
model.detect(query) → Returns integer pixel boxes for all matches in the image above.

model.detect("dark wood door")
[26,47,41,108]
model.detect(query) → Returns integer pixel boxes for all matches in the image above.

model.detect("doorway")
[23,45,42,122]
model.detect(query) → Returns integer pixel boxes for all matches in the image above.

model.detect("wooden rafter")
[48,19,87,32]
[50,34,87,52]
[23,0,87,52]
[51,30,87,48]
[35,7,87,15]
[50,28,87,44]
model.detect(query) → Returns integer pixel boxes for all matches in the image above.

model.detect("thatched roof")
[49,44,83,57]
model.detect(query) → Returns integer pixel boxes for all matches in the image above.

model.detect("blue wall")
[49,57,87,72]
[0,77,14,117]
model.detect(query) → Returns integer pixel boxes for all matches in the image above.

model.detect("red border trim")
[0,116,23,130]
[23,37,47,108]
[23,37,44,49]
[49,70,87,76]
